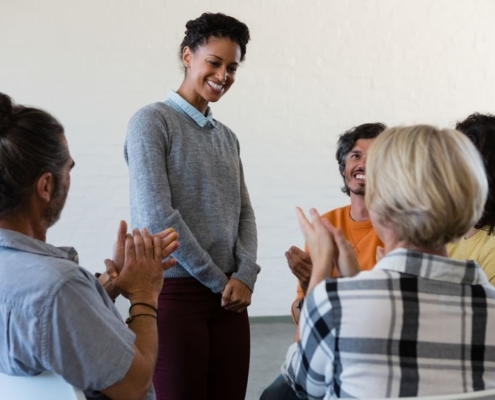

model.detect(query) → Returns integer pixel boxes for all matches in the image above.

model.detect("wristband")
[125,313,157,324]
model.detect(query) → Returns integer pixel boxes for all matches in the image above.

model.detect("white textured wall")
[1,0,494,316]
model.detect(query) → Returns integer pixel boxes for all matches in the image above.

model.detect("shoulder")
[321,205,350,223]
[129,101,171,120]
[127,102,176,130]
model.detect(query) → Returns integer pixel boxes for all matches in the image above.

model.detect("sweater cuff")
[231,262,260,292]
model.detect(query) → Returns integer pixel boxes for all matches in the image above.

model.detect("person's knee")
[260,374,298,400]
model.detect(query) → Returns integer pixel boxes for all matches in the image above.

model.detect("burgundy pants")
[152,278,250,400]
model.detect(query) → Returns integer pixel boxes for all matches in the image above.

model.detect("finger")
[333,228,349,252]
[112,220,127,271]
[142,228,154,259]
[296,207,313,240]
[153,227,175,241]
[158,229,178,245]
[133,228,144,259]
[104,259,119,279]
[118,220,127,242]
[160,232,179,258]
[321,218,337,236]
[222,284,233,307]
[162,239,179,260]
[308,207,322,223]
[124,233,135,264]
[162,257,177,271]
[291,246,311,263]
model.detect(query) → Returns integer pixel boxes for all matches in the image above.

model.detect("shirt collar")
[375,248,488,286]
[0,228,79,264]
[163,91,216,128]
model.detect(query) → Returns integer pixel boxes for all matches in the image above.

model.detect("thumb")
[104,259,119,279]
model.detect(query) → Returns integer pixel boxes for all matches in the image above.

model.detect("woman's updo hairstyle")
[179,12,250,63]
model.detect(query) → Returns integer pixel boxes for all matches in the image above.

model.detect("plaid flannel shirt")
[283,248,495,399]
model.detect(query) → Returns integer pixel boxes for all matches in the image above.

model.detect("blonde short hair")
[365,125,488,248]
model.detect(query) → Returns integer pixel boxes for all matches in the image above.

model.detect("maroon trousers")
[152,278,250,400]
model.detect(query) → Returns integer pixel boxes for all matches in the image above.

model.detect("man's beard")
[349,186,365,196]
[43,190,68,228]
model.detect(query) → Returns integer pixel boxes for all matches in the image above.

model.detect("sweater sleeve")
[230,158,261,292]
[124,106,228,293]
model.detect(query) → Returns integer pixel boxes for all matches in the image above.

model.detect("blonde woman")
[284,125,495,398]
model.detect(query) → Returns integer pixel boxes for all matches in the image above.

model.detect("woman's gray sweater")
[124,101,260,293]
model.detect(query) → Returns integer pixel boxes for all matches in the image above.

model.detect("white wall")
[1,0,494,316]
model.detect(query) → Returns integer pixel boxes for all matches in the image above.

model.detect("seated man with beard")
[0,92,179,400]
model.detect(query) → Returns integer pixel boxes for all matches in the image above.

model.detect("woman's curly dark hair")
[179,12,250,63]
[456,113,495,234]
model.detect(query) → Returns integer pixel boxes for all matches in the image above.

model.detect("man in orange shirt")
[260,122,386,400]
[287,122,386,326]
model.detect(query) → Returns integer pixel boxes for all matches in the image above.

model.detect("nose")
[217,66,228,83]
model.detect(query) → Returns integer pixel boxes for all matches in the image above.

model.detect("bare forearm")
[101,302,159,399]
[127,310,159,383]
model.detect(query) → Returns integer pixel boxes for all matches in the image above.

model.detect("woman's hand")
[296,207,336,294]
[221,278,252,313]
[296,207,360,295]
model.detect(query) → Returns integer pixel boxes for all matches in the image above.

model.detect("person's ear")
[182,46,191,69]
[36,172,55,204]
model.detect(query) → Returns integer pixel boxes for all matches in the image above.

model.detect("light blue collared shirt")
[163,90,216,128]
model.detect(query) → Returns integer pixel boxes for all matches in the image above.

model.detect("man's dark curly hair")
[179,12,250,67]
[336,122,387,196]
[456,113,495,235]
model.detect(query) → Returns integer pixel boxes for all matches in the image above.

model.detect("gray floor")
[246,318,295,400]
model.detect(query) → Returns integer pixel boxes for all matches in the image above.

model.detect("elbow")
[122,379,152,400]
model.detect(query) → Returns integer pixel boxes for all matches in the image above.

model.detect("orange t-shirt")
[292,205,383,316]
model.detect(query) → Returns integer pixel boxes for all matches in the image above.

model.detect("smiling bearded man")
[260,122,388,400]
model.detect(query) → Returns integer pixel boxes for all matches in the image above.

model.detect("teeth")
[207,80,223,91]
[355,174,365,180]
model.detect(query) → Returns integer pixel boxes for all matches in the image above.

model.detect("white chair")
[0,370,86,400]
[367,388,495,400]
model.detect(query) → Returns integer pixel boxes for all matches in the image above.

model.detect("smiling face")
[343,138,375,197]
[178,36,241,114]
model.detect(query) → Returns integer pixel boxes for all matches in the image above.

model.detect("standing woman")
[124,12,260,400]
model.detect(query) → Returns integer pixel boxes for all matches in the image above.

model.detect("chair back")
[367,388,495,400]
[0,370,86,400]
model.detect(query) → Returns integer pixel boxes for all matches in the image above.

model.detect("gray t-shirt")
[0,228,154,399]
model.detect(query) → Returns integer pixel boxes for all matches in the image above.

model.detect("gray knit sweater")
[124,101,260,293]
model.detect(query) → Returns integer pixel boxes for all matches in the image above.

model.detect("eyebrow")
[208,54,239,65]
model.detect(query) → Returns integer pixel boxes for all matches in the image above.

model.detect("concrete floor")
[246,319,295,400]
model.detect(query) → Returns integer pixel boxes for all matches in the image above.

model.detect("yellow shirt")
[447,229,495,285]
